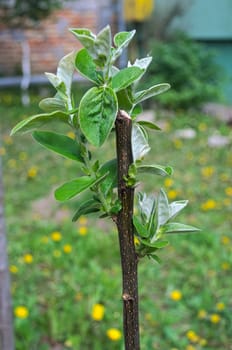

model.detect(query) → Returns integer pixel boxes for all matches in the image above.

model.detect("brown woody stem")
[115,110,140,350]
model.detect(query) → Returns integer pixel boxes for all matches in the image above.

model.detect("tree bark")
[0,158,15,350]
[115,110,140,350]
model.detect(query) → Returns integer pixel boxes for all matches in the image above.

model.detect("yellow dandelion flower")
[170,290,182,301]
[3,135,13,145]
[14,306,29,319]
[19,152,28,161]
[216,302,225,311]
[51,231,62,241]
[210,313,221,324]
[186,330,199,343]
[53,250,61,258]
[7,159,17,168]
[9,265,18,274]
[186,345,196,350]
[173,139,183,149]
[79,226,88,236]
[64,339,73,347]
[41,236,49,244]
[63,244,72,254]
[225,187,232,196]
[198,309,207,319]
[164,178,174,188]
[221,262,230,270]
[134,236,140,245]
[201,166,215,178]
[201,199,216,211]
[23,254,33,264]
[75,292,83,301]
[198,122,207,132]
[221,235,230,245]
[199,338,207,346]
[168,189,178,200]
[91,303,105,321]
[106,328,122,341]
[27,166,38,178]
[0,147,6,156]
[79,216,88,225]
[67,131,76,139]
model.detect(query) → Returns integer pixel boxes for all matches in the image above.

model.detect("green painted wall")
[163,0,232,104]
[172,0,232,39]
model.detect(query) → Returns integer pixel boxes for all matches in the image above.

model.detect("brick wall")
[0,1,103,76]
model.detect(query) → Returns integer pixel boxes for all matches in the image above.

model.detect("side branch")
[115,110,140,350]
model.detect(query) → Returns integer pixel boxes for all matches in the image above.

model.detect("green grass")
[1,88,232,350]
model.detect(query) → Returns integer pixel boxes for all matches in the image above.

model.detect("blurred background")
[0,1,232,350]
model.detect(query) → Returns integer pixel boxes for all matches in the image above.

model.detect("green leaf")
[10,110,69,135]
[93,25,111,66]
[98,159,117,195]
[79,86,118,147]
[137,165,173,177]
[169,200,189,220]
[55,176,98,201]
[112,67,144,92]
[132,123,150,161]
[131,104,143,119]
[72,199,100,222]
[137,192,156,223]
[137,120,161,131]
[133,216,149,238]
[69,28,96,51]
[140,238,169,248]
[157,189,170,226]
[162,222,200,234]
[39,96,66,112]
[45,73,67,99]
[75,48,100,84]
[56,51,75,99]
[116,88,133,112]
[149,254,162,264]
[131,56,152,71]
[113,30,136,60]
[32,131,84,163]
[134,83,171,104]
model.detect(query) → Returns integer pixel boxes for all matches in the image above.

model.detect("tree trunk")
[0,158,15,350]
[115,110,140,350]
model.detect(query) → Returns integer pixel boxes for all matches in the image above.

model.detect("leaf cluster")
[11,25,199,262]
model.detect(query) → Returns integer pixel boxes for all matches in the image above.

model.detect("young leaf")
[72,199,100,222]
[169,200,189,220]
[10,111,70,135]
[45,73,67,99]
[69,28,96,51]
[75,48,100,84]
[113,30,136,60]
[162,222,200,234]
[140,238,169,249]
[98,159,117,195]
[116,88,133,112]
[55,176,98,201]
[94,25,111,66]
[57,51,76,99]
[137,192,156,223]
[79,86,118,147]
[137,165,173,177]
[149,254,162,264]
[132,123,150,161]
[39,95,66,112]
[133,216,149,238]
[112,66,144,92]
[137,120,161,131]
[131,56,152,71]
[133,83,171,104]
[32,131,84,163]
[157,189,170,226]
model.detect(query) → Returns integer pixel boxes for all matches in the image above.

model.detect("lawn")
[0,88,232,350]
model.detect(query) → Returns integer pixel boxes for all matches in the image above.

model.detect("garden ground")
[0,88,232,350]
